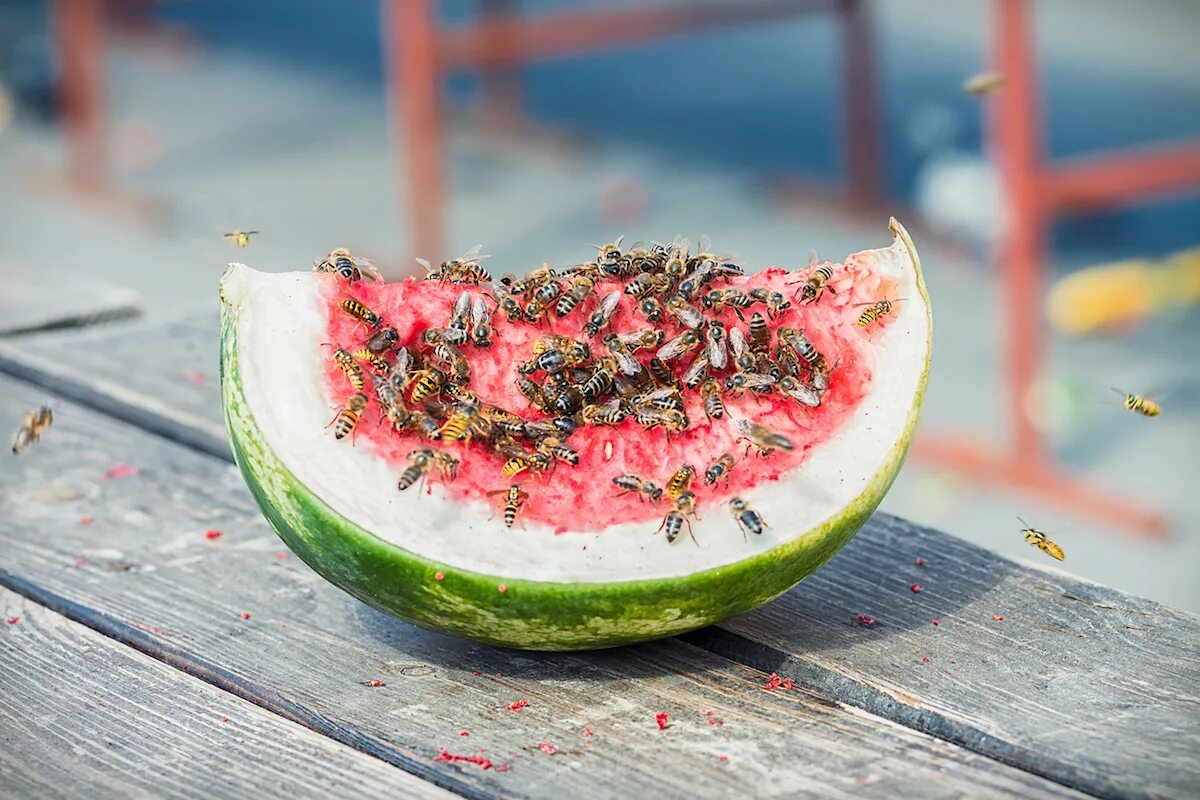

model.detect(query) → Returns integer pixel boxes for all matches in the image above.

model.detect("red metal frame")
[384,0,880,262]
[912,0,1200,538]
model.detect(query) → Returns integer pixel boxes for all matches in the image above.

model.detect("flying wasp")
[488,484,531,528]
[223,230,259,248]
[729,497,767,540]
[1019,518,1065,561]
[11,404,53,455]
[1113,388,1161,418]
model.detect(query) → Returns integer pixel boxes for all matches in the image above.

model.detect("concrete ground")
[1,1,1198,609]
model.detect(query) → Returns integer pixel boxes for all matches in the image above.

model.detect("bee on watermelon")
[736,420,794,457]
[493,285,524,322]
[700,378,727,420]
[777,375,822,407]
[470,296,493,347]
[397,448,437,492]
[705,320,728,370]
[508,265,557,297]
[729,497,767,539]
[589,235,627,270]
[488,484,531,528]
[581,398,627,427]
[723,371,776,397]
[585,291,623,336]
[657,330,702,362]
[419,244,491,284]
[556,274,596,318]
[704,453,735,486]
[317,248,381,281]
[633,407,688,436]
[788,252,835,304]
[659,490,699,544]
[329,392,369,441]
[1019,518,1065,561]
[223,230,259,248]
[637,296,665,323]
[11,404,54,455]
[749,288,792,320]
[648,357,678,389]
[1112,388,1161,418]
[665,296,705,329]
[682,353,709,390]
[613,474,664,503]
[363,326,399,355]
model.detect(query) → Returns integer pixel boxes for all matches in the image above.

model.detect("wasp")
[501,451,553,479]
[329,347,366,391]
[439,403,488,444]
[636,296,665,323]
[729,497,767,540]
[736,420,794,457]
[777,375,822,407]
[223,230,259,248]
[704,320,728,370]
[665,296,705,329]
[666,464,696,499]
[584,291,622,336]
[702,288,752,321]
[1019,518,1065,561]
[397,448,437,492]
[316,248,381,281]
[964,71,1006,97]
[789,259,836,304]
[657,330,702,362]
[407,368,446,404]
[1113,388,1161,418]
[509,265,557,296]
[555,274,596,318]
[659,491,699,544]
[700,378,727,420]
[682,354,710,390]
[749,288,792,319]
[11,404,53,455]
[648,357,678,388]
[329,392,368,441]
[704,453,735,485]
[351,349,391,374]
[488,484,530,528]
[852,298,898,327]
[493,285,524,322]
[469,296,493,347]
[582,398,627,426]
[613,474,664,502]
[339,298,383,330]
[479,405,525,437]
[634,407,688,436]
[724,371,776,396]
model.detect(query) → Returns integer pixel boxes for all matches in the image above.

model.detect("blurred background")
[1,0,1198,608]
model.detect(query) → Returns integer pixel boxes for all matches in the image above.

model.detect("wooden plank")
[0,587,456,800]
[5,317,1200,798]
[0,271,141,336]
[0,376,1083,799]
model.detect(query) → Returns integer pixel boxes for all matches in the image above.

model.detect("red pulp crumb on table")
[79,515,94,525]
[992,614,1005,621]
[497,584,508,594]
[5,616,19,625]
[240,611,251,620]
[204,530,222,541]
[472,670,482,676]
[855,614,876,626]
[459,730,470,737]
[762,673,783,691]
[365,679,385,687]
[719,755,729,764]
[178,370,208,384]
[910,583,922,593]
[435,571,445,581]
[656,712,670,730]
[275,551,288,559]
[104,464,139,479]
[931,619,940,627]
[74,557,90,568]
[583,727,593,738]
[780,677,794,690]
[921,657,931,663]
[221,715,229,723]
[434,747,493,770]
[538,742,557,755]
[915,557,926,566]
[506,700,529,712]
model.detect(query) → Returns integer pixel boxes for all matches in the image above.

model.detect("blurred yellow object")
[1045,248,1200,335]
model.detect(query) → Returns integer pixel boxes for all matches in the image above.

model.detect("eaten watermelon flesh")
[321,256,896,533]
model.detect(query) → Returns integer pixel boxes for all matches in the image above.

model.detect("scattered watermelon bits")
[459,730,470,737]
[655,712,670,730]
[705,711,725,727]
[240,611,252,620]
[762,673,794,692]
[719,755,730,764]
[506,700,529,712]
[497,584,508,594]
[855,614,877,626]
[5,616,19,625]
[583,727,593,738]
[915,557,925,566]
[79,515,94,525]
[221,715,230,723]
[434,747,493,770]
[472,670,482,676]
[204,530,222,541]
[104,464,139,479]
[931,619,940,627]
[365,679,385,687]
[538,742,557,755]
[178,370,208,384]
[910,583,922,593]
[275,551,288,559]
[992,614,1005,621]
[921,657,931,663]
[434,571,445,581]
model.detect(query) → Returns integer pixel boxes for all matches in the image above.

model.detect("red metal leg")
[53,0,108,192]
[839,0,882,207]
[477,0,523,134]
[384,0,444,267]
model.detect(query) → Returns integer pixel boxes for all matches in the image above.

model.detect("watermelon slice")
[219,219,930,650]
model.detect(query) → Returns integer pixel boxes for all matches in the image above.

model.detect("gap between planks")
[0,344,1125,800]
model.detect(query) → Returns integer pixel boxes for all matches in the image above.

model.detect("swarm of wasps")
[315,238,848,539]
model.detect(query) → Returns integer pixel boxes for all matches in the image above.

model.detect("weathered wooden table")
[1,315,1197,800]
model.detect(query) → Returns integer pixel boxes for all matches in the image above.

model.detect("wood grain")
[0,586,456,800]
[0,273,141,336]
[5,316,1200,798]
[0,376,1083,799]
